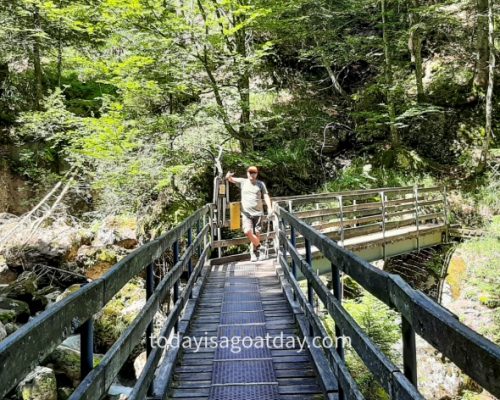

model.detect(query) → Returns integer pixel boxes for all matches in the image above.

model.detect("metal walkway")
[168,260,325,400]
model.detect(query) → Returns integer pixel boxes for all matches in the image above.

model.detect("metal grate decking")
[168,259,326,400]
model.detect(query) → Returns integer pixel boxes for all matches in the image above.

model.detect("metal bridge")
[0,186,499,400]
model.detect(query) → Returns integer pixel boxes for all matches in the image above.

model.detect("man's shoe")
[254,246,261,262]
[250,251,257,262]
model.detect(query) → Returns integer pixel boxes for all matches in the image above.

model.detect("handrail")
[277,206,500,398]
[273,186,441,207]
[0,204,212,400]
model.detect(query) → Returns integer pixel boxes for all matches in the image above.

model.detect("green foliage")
[323,160,435,192]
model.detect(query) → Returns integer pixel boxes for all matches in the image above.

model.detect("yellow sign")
[230,202,241,230]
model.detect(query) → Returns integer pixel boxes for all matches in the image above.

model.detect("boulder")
[134,351,147,379]
[92,215,137,249]
[57,387,74,400]
[0,321,7,341]
[54,284,81,304]
[108,384,133,400]
[0,256,18,284]
[17,366,57,400]
[32,286,60,312]
[95,279,145,351]
[5,244,65,271]
[4,321,20,335]
[0,296,30,323]
[44,344,102,388]
[0,271,38,301]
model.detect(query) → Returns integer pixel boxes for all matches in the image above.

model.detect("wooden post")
[187,228,193,299]
[402,316,418,386]
[173,240,179,332]
[442,186,449,242]
[291,225,297,301]
[414,186,420,251]
[380,191,386,260]
[80,318,94,380]
[146,263,155,358]
[338,196,344,246]
[331,262,344,361]
[305,238,314,336]
[331,261,345,400]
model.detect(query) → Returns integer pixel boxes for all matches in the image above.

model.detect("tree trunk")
[408,1,425,102]
[235,23,253,152]
[474,0,489,93]
[382,0,399,147]
[57,26,62,88]
[480,0,495,167]
[33,5,43,110]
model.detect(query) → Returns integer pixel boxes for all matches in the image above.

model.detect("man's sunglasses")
[248,171,258,175]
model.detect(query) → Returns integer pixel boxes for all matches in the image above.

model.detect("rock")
[54,284,81,303]
[31,286,60,312]
[4,321,20,335]
[5,244,66,270]
[0,321,7,341]
[44,346,81,387]
[76,245,128,280]
[44,344,102,388]
[61,335,80,351]
[93,215,137,248]
[0,296,30,323]
[108,384,133,400]
[0,271,38,301]
[0,256,18,284]
[17,366,57,400]
[95,279,145,351]
[57,387,74,400]
[134,351,147,379]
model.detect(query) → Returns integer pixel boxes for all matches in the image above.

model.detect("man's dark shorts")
[242,214,262,235]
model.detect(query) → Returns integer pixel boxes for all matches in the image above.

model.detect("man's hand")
[225,171,234,180]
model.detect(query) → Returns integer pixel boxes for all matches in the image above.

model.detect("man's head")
[247,166,258,182]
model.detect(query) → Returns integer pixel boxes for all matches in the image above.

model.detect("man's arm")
[225,172,244,184]
[264,193,273,215]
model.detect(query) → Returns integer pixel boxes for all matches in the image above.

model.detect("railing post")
[331,262,344,361]
[338,195,344,246]
[414,186,420,251]
[187,227,193,299]
[305,238,314,336]
[402,316,418,386]
[290,225,297,301]
[442,186,449,242]
[380,191,386,260]
[173,240,179,332]
[146,262,155,358]
[331,260,345,400]
[196,219,201,256]
[80,318,94,380]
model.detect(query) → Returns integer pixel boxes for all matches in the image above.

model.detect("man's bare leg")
[245,231,261,247]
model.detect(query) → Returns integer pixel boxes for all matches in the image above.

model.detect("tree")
[480,0,495,168]
[474,0,490,93]
[381,0,399,147]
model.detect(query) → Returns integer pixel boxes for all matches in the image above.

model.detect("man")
[226,166,273,261]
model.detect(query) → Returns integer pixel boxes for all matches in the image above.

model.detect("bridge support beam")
[402,316,418,386]
[80,318,94,380]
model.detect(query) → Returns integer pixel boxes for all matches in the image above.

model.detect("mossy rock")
[44,345,102,387]
[17,366,57,400]
[94,278,145,352]
[0,296,30,323]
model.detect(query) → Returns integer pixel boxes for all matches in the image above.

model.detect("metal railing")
[0,205,212,400]
[277,205,500,399]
